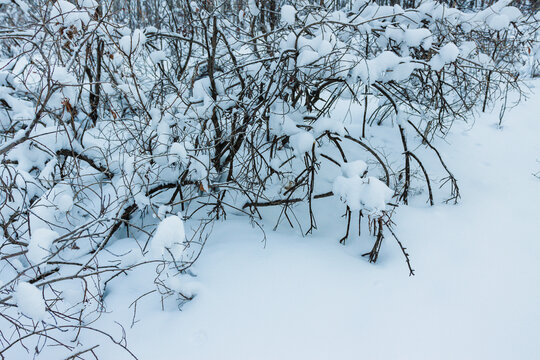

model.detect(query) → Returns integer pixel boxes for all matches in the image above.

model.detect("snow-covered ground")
[83,85,540,360]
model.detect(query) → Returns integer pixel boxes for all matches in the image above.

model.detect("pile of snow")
[27,228,58,264]
[340,160,368,178]
[352,51,408,84]
[150,50,167,64]
[169,142,188,165]
[50,184,74,212]
[333,165,393,215]
[297,50,320,68]
[166,276,202,298]
[49,0,91,31]
[385,27,433,50]
[79,0,98,9]
[119,29,147,55]
[281,5,296,25]
[150,215,187,261]
[429,43,460,71]
[14,282,46,321]
[487,14,510,30]
[289,131,315,155]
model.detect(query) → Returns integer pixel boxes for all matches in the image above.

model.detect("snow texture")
[89,85,540,360]
[281,5,297,25]
[14,282,46,321]
[150,215,186,260]
[27,228,58,264]
[429,43,460,71]
[149,50,167,64]
[340,160,368,178]
[289,131,315,155]
[120,29,146,54]
[333,175,393,214]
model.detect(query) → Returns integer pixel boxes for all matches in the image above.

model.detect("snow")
[386,27,432,50]
[438,42,460,63]
[189,154,209,182]
[332,159,392,215]
[352,0,369,12]
[79,0,98,8]
[487,14,510,30]
[50,0,90,31]
[289,131,315,155]
[340,160,367,178]
[313,116,345,136]
[55,193,74,212]
[80,82,540,360]
[404,28,433,49]
[390,62,420,82]
[166,276,202,298]
[27,228,58,264]
[50,184,74,212]
[149,50,167,64]
[317,39,333,57]
[353,51,406,84]
[297,49,320,67]
[269,111,299,136]
[248,0,260,16]
[119,29,146,55]
[2,1,540,358]
[460,41,477,58]
[169,142,187,165]
[281,5,297,25]
[51,66,77,86]
[332,175,393,214]
[14,282,46,321]
[150,215,187,260]
[499,6,522,22]
[429,43,460,71]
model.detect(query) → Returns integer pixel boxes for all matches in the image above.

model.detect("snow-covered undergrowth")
[33,83,540,359]
[79,80,540,360]
[0,0,539,357]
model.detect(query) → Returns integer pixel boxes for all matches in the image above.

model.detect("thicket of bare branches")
[0,0,538,358]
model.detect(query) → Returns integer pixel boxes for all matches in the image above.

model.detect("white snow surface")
[27,228,58,264]
[14,282,46,321]
[34,85,540,359]
[438,42,460,63]
[430,42,460,70]
[150,215,186,260]
[487,14,510,30]
[333,175,393,214]
[281,5,297,25]
[149,50,167,64]
[289,131,315,155]
[119,29,146,55]
[340,160,368,178]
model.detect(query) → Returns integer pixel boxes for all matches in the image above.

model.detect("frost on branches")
[0,0,538,358]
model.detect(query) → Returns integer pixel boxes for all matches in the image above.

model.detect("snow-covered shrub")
[0,0,537,357]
